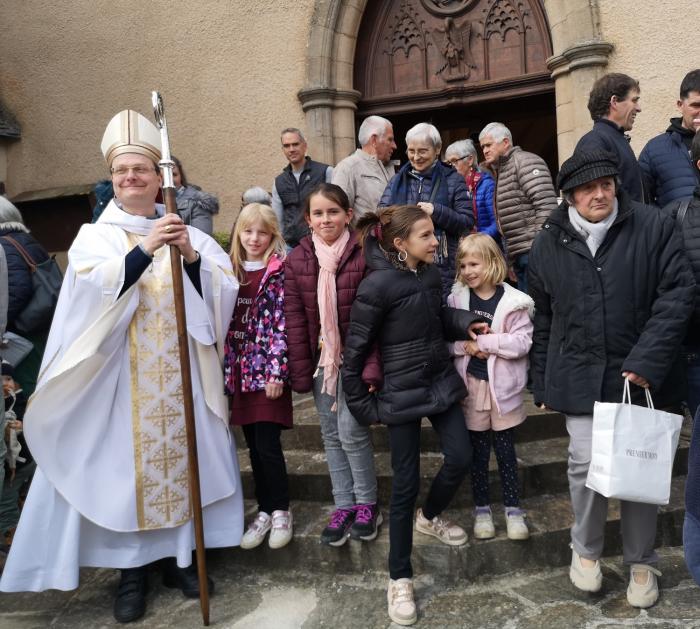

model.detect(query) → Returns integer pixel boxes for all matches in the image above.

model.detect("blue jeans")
[684,347,700,418]
[685,407,700,585]
[313,368,377,508]
[513,253,529,294]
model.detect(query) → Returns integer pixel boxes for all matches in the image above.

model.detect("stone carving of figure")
[431,17,477,78]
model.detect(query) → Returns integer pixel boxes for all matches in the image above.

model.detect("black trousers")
[242,422,290,514]
[387,403,472,579]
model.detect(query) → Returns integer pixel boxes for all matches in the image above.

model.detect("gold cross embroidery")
[144,400,181,437]
[149,485,185,522]
[147,442,184,479]
[144,312,177,350]
[143,356,180,391]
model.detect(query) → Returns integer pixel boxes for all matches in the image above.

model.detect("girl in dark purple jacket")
[224,203,293,551]
[284,183,381,546]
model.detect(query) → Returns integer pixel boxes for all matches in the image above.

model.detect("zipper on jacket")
[415,271,438,368]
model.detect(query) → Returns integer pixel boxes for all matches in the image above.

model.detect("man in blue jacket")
[576,73,645,203]
[639,69,700,208]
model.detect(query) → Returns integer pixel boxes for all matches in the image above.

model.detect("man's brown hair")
[587,73,640,121]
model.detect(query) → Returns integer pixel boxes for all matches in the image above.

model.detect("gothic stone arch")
[299,0,613,165]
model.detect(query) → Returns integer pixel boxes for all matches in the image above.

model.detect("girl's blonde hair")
[229,203,286,283]
[455,233,507,286]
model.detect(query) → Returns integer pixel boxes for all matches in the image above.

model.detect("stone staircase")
[224,394,690,581]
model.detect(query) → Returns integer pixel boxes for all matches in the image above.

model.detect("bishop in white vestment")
[0,110,243,623]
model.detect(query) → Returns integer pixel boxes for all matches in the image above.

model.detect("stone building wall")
[0,0,697,238]
[0,0,315,233]
[598,0,694,157]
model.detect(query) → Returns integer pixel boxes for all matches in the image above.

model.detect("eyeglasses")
[110,165,158,177]
[447,155,469,167]
[406,148,433,158]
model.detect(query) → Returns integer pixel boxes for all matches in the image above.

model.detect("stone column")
[297,87,361,165]
[547,41,614,161]
[544,0,614,165]
[299,0,367,165]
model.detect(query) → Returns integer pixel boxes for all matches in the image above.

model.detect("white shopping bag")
[585,378,683,505]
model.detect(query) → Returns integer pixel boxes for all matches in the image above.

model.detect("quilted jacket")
[493,146,557,261]
[224,254,289,394]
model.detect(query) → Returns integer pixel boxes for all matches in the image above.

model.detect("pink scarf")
[312,228,351,401]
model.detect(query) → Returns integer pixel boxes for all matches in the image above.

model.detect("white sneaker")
[473,507,495,540]
[569,546,602,592]
[268,510,293,549]
[240,511,271,550]
[505,508,529,540]
[415,508,467,546]
[387,578,417,626]
[626,563,661,608]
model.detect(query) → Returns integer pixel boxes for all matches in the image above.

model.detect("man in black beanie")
[528,148,693,609]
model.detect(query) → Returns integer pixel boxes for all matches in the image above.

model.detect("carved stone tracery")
[384,0,429,58]
[483,0,530,41]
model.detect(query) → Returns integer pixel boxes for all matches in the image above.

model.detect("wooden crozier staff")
[151,91,210,626]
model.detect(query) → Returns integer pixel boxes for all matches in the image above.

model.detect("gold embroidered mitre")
[101,110,161,167]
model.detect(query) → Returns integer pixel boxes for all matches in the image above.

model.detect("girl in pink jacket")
[447,233,534,542]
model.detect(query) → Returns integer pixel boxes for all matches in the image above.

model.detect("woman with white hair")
[444,139,499,245]
[379,123,472,300]
[0,197,52,396]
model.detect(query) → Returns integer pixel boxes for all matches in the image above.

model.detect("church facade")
[0,0,692,250]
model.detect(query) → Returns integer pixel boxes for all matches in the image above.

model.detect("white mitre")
[100,109,161,167]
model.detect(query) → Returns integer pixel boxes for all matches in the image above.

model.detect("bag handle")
[622,377,654,409]
[1,235,38,272]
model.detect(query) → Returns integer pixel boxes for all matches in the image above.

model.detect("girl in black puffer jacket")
[342,205,484,626]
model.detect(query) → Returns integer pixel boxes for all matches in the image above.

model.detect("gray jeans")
[566,414,658,565]
[314,368,377,508]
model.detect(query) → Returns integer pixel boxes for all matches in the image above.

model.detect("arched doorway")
[354,0,557,173]
[298,0,614,170]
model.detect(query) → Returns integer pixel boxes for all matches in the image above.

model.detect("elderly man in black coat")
[528,150,694,609]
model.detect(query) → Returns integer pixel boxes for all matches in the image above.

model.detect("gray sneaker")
[626,564,661,608]
[569,546,602,592]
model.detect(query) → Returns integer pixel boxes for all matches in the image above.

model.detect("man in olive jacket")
[528,149,693,609]
[479,122,557,292]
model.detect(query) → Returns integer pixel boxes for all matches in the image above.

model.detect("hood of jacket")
[667,116,696,139]
[449,281,533,332]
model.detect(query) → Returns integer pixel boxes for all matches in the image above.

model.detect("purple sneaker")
[350,503,383,541]
[320,508,355,547]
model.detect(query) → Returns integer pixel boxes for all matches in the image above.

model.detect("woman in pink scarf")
[284,183,381,546]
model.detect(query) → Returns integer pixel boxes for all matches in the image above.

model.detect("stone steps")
[235,397,567,452]
[227,393,691,580]
[236,435,689,508]
[219,476,686,581]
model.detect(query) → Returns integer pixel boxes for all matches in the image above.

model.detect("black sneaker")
[113,567,148,624]
[349,503,383,541]
[320,507,355,547]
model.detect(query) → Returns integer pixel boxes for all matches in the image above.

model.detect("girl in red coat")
[224,203,293,550]
[284,183,381,546]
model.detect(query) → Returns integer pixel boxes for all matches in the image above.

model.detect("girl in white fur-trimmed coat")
[448,233,534,543]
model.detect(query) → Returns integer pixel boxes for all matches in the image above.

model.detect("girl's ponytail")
[357,205,430,253]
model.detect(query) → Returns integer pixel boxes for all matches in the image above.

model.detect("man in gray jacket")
[480,122,558,292]
[332,116,396,218]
